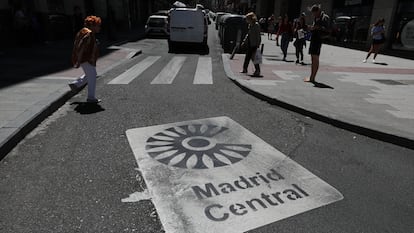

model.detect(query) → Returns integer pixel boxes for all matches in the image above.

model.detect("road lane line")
[194,57,213,84]
[151,56,186,84]
[108,56,161,84]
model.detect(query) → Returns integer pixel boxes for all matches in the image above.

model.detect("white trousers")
[71,62,97,100]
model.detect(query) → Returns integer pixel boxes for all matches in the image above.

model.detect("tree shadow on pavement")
[71,102,105,114]
[313,82,334,89]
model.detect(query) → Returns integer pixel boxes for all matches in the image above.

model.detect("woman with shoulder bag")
[293,13,308,65]
[240,12,261,77]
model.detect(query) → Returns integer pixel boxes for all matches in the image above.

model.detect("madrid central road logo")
[145,124,252,169]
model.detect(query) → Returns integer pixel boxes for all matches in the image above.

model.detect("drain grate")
[373,79,407,85]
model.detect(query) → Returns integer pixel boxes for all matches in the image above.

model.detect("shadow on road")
[168,42,210,55]
[71,102,105,114]
[373,62,388,66]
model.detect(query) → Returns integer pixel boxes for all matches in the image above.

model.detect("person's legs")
[299,42,304,61]
[295,42,300,63]
[310,55,319,81]
[299,48,304,62]
[305,41,321,82]
[69,64,89,90]
[249,47,260,75]
[364,44,374,61]
[242,47,253,72]
[70,74,87,88]
[281,35,288,59]
[81,62,98,100]
[373,44,382,60]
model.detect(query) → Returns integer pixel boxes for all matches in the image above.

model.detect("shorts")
[372,38,385,45]
[309,40,322,55]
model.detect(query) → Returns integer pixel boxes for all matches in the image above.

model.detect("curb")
[222,54,414,150]
[0,49,142,160]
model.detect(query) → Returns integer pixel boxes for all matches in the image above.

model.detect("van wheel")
[168,40,175,53]
[201,41,209,55]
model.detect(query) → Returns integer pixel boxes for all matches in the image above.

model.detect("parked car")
[145,15,169,37]
[168,7,208,51]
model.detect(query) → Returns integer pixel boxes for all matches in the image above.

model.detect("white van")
[168,8,208,49]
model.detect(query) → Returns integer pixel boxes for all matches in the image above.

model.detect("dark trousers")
[294,39,305,61]
[243,46,260,73]
[281,33,290,59]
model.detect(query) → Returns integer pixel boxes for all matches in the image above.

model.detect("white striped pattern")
[108,56,161,84]
[193,57,213,84]
[151,56,186,84]
[108,56,215,85]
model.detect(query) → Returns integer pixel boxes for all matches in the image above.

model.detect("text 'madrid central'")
[126,116,343,233]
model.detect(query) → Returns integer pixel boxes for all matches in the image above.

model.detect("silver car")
[145,15,169,37]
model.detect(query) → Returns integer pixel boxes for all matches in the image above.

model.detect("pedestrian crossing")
[151,56,186,84]
[108,56,161,84]
[108,55,214,85]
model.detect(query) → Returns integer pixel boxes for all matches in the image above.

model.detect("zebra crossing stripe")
[151,56,186,84]
[108,56,161,84]
[194,57,213,85]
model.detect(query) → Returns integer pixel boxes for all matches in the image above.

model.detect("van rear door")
[170,9,204,43]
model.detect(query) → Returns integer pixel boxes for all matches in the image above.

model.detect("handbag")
[254,49,262,64]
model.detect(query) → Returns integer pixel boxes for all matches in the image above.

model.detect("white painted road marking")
[194,57,213,84]
[108,56,161,84]
[126,116,343,233]
[151,56,186,84]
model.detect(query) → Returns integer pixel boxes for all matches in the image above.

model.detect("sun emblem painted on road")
[145,124,252,169]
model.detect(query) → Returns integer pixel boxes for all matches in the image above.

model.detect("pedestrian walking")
[267,14,275,40]
[240,12,261,77]
[69,15,102,103]
[304,4,330,83]
[276,15,293,61]
[363,18,386,63]
[293,13,308,65]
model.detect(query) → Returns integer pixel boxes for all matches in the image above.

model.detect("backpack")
[319,13,333,39]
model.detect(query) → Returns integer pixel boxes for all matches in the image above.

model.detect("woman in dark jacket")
[241,12,261,77]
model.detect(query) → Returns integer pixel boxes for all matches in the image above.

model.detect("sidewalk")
[0,29,144,159]
[223,35,414,148]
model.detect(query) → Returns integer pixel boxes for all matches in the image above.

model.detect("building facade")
[255,0,414,52]
[1,0,156,46]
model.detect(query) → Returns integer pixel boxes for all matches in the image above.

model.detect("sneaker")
[239,70,247,73]
[362,59,367,63]
[68,83,77,91]
[295,60,299,64]
[86,98,101,103]
[372,59,376,63]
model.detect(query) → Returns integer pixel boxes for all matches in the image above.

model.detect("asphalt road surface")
[0,25,413,233]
